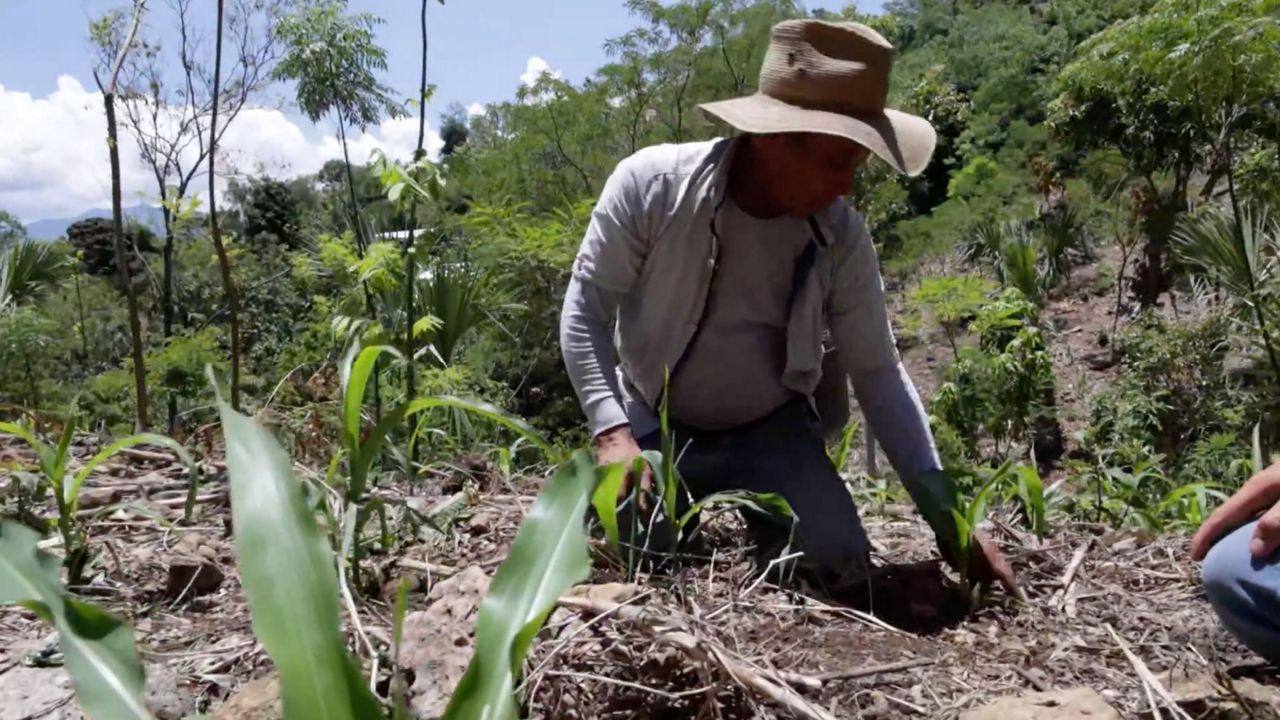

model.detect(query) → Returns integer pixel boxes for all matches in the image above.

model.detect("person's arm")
[559,276,628,437]
[824,212,954,534]
[849,362,952,533]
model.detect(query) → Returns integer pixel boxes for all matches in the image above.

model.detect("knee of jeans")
[1201,522,1256,608]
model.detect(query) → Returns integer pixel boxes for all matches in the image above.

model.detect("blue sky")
[0,0,881,222]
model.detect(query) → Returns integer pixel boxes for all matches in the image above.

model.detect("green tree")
[273,0,406,256]
[1050,0,1280,305]
[0,210,27,246]
[110,0,282,429]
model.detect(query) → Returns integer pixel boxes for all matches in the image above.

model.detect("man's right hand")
[1191,462,1280,561]
[593,425,653,502]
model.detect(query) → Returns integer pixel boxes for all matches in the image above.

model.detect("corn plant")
[948,462,1010,596]
[828,417,861,472]
[1007,463,1048,540]
[443,451,598,720]
[0,410,197,583]
[214,384,383,720]
[334,341,558,586]
[0,521,154,720]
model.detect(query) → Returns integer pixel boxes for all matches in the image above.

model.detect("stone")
[467,512,494,535]
[960,688,1122,720]
[1157,672,1280,720]
[165,560,225,599]
[400,566,491,719]
[213,673,281,720]
[144,665,195,720]
[0,663,78,720]
[77,487,123,510]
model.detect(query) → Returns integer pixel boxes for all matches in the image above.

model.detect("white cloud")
[519,56,561,87]
[466,102,485,117]
[0,75,444,223]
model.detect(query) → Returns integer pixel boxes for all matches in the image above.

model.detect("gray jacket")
[569,136,901,437]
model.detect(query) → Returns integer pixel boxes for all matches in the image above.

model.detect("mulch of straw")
[1,439,1273,720]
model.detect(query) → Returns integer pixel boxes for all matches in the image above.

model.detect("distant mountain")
[25,204,166,241]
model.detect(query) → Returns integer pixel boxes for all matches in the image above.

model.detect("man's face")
[758,132,870,217]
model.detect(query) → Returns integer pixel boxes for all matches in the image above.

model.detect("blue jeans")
[1201,520,1280,664]
[635,396,871,587]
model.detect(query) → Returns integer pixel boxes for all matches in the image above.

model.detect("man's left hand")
[966,529,1020,598]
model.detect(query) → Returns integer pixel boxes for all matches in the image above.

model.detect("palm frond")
[0,241,70,312]
[1171,203,1279,303]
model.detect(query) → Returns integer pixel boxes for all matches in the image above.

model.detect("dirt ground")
[1,440,1274,720]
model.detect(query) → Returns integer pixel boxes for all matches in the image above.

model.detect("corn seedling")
[214,382,383,720]
[0,521,153,720]
[1008,463,1048,540]
[0,410,197,584]
[443,451,598,720]
[949,463,1010,597]
[828,417,861,472]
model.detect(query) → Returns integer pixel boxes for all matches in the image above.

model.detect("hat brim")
[696,94,937,177]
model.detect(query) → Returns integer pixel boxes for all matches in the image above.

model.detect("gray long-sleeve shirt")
[561,274,941,488]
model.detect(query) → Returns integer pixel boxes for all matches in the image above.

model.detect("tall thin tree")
[111,0,282,430]
[91,1,150,432]
[207,0,241,409]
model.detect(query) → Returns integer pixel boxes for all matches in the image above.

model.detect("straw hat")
[697,19,936,177]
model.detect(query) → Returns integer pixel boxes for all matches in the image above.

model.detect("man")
[559,19,1016,597]
[1193,461,1280,664]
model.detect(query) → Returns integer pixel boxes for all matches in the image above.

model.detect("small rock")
[960,688,1122,720]
[78,486,123,510]
[401,566,491,718]
[1083,351,1116,371]
[145,665,195,720]
[467,513,494,535]
[383,572,422,603]
[1160,671,1280,720]
[197,544,219,561]
[165,560,225,599]
[565,582,642,605]
[213,673,281,720]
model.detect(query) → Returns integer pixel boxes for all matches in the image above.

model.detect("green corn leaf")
[69,434,197,512]
[405,395,558,462]
[0,421,55,481]
[830,418,861,471]
[52,418,77,488]
[443,450,597,720]
[350,406,407,496]
[1014,465,1046,539]
[678,490,794,529]
[0,521,152,720]
[591,461,629,547]
[340,344,400,463]
[215,399,382,720]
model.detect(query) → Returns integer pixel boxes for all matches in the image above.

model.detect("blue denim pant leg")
[1201,520,1280,665]
[640,398,871,583]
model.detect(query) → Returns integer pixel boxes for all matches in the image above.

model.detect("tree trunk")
[161,204,178,430]
[208,0,241,410]
[403,0,430,462]
[74,270,89,361]
[104,91,150,432]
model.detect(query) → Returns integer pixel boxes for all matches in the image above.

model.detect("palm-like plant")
[996,223,1046,305]
[1171,203,1280,380]
[0,241,70,312]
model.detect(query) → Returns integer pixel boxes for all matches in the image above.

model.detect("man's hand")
[966,529,1020,598]
[593,425,653,503]
[1191,463,1280,561]
[937,527,1020,599]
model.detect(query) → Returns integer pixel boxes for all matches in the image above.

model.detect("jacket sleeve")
[560,155,652,436]
[826,209,956,537]
[559,276,630,437]
[570,155,652,294]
